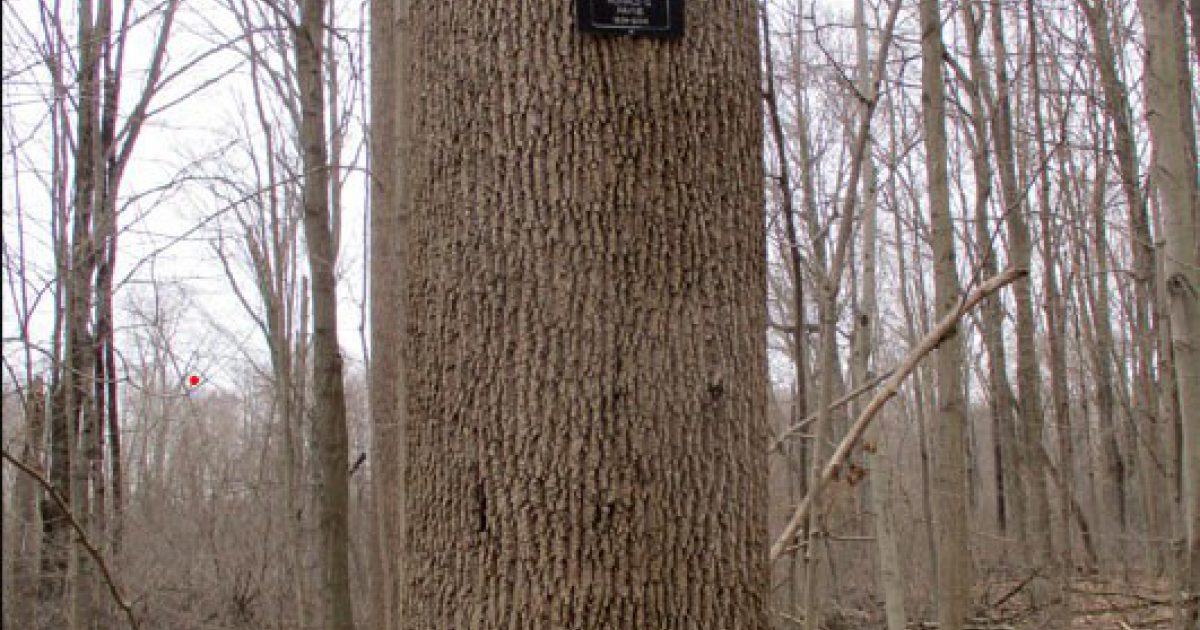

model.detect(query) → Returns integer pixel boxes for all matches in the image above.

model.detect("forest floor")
[971,572,1182,630]
[814,572,1186,630]
[1063,575,1181,629]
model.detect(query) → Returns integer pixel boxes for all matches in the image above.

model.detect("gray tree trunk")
[368,0,406,626]
[295,0,355,626]
[1137,0,1200,623]
[920,0,972,627]
[851,2,904,628]
[987,2,1053,585]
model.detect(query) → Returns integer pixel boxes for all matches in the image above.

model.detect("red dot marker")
[186,374,202,389]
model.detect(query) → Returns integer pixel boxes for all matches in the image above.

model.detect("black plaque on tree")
[576,0,683,38]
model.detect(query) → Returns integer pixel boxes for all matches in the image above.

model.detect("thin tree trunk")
[1027,4,1075,617]
[850,2,903,627]
[921,0,972,627]
[803,274,837,630]
[1137,0,1200,622]
[368,0,407,625]
[13,379,46,629]
[1085,149,1129,541]
[295,0,355,626]
[959,0,1023,544]
[1079,0,1163,569]
[64,0,108,623]
[988,2,1053,587]
[790,40,828,620]
[888,109,941,600]
[760,9,808,618]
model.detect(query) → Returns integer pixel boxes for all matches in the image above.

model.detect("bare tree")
[988,0,1055,601]
[0,0,183,625]
[294,0,355,625]
[1137,0,1200,623]
[920,0,971,627]
[367,0,407,626]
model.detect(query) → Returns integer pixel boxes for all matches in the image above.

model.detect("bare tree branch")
[770,266,1028,561]
[1,448,141,630]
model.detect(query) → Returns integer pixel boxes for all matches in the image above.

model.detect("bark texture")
[398,3,769,627]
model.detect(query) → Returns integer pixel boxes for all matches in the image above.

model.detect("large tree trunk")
[397,2,769,627]
[920,0,972,627]
[1137,0,1200,623]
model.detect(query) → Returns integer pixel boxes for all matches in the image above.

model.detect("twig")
[776,610,806,626]
[769,267,1028,560]
[1069,587,1173,606]
[2,448,140,629]
[348,451,366,476]
[770,369,893,453]
[987,568,1041,611]
[907,621,1015,630]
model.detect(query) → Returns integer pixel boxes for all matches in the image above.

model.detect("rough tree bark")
[397,2,769,627]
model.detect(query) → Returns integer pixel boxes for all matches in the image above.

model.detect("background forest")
[1,0,1197,629]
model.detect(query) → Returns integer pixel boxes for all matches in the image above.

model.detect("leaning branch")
[1,448,140,629]
[769,267,1028,560]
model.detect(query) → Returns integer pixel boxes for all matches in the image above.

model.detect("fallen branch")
[987,568,1041,611]
[2,448,140,629]
[907,621,1015,630]
[1069,587,1174,606]
[769,267,1028,560]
